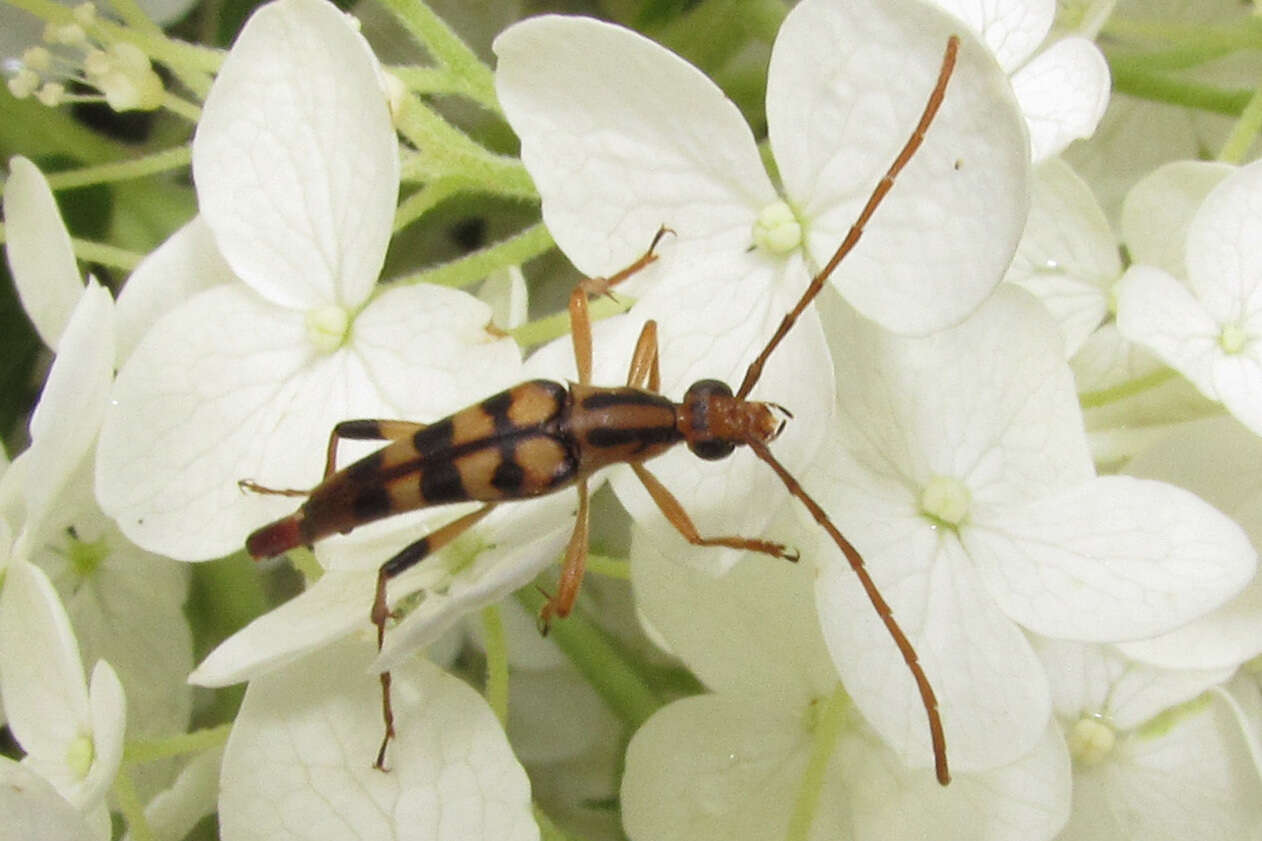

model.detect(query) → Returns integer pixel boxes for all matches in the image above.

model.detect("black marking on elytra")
[412,417,454,454]
[586,424,682,451]
[421,459,467,504]
[492,457,526,493]
[345,450,385,482]
[580,389,671,411]
[353,485,393,521]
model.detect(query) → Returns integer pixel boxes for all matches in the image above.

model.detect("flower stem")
[1217,77,1262,164]
[123,724,233,764]
[1078,368,1177,409]
[112,768,156,841]
[392,222,553,289]
[374,0,498,112]
[785,684,849,841]
[481,604,510,725]
[510,294,633,350]
[586,552,631,581]
[44,146,192,189]
[1107,59,1252,116]
[393,179,462,233]
[515,587,663,730]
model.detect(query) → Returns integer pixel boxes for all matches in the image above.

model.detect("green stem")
[123,723,233,765]
[586,552,631,581]
[509,294,633,350]
[515,588,663,730]
[1108,60,1252,116]
[162,92,203,123]
[481,604,509,725]
[69,235,144,271]
[107,0,214,96]
[392,179,461,233]
[1218,78,1262,164]
[43,145,191,189]
[389,222,553,289]
[1078,368,1177,409]
[391,65,490,102]
[395,97,535,198]
[112,767,156,841]
[785,684,849,841]
[1101,15,1262,52]
[373,0,498,111]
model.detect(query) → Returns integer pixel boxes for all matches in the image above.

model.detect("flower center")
[752,200,802,255]
[1067,715,1115,765]
[66,528,109,578]
[305,305,350,353]
[65,732,95,779]
[1219,322,1248,355]
[919,475,971,527]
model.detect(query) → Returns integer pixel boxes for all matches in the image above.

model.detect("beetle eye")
[688,438,736,461]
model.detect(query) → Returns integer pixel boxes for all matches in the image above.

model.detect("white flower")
[1004,156,1120,357]
[218,638,538,841]
[926,0,1111,161]
[1035,639,1262,841]
[94,0,522,562]
[0,756,99,841]
[494,0,1030,571]
[622,525,1071,841]
[811,286,1256,775]
[0,559,126,839]
[1116,158,1262,437]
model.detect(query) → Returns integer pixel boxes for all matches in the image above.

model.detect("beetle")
[244,35,961,785]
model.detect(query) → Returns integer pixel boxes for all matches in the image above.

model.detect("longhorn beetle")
[245,35,960,785]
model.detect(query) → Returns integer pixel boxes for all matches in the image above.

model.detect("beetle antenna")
[736,35,960,400]
[747,437,950,785]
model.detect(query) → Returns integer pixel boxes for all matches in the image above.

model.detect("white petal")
[823,286,1094,509]
[193,0,397,309]
[1118,416,1262,669]
[190,569,381,687]
[770,0,1030,333]
[843,722,1071,841]
[375,494,573,672]
[219,639,538,841]
[493,15,775,287]
[0,757,98,841]
[1185,158,1262,318]
[0,560,93,800]
[923,0,1054,72]
[1010,37,1110,162]
[966,476,1257,641]
[630,521,837,703]
[121,747,223,841]
[1119,160,1234,278]
[1213,350,1262,436]
[1115,263,1221,396]
[1004,157,1118,357]
[477,266,528,331]
[352,283,522,418]
[1059,692,1262,841]
[20,279,113,539]
[79,661,126,809]
[621,694,813,841]
[114,216,235,365]
[2,156,82,349]
[95,285,392,560]
[607,257,832,574]
[817,522,1051,774]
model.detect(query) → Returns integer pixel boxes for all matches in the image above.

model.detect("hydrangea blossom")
[810,286,1255,775]
[1035,639,1262,840]
[0,558,126,840]
[926,0,1111,160]
[94,0,522,563]
[494,0,1030,572]
[1116,158,1262,437]
[623,523,1071,841]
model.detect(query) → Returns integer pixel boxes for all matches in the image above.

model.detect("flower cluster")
[2,0,1261,838]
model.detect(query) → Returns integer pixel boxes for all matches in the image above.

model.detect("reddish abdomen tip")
[246,514,304,559]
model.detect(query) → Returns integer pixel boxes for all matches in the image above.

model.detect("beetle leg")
[539,480,590,632]
[323,419,428,479]
[371,502,496,770]
[630,462,798,561]
[625,320,661,392]
[570,226,675,387]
